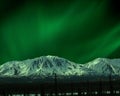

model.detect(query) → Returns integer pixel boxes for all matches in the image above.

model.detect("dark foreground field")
[0,75,120,96]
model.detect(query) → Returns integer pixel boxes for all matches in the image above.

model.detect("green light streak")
[0,0,120,64]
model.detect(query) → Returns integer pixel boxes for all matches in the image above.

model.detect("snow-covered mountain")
[85,58,120,75]
[0,55,120,77]
[0,55,95,77]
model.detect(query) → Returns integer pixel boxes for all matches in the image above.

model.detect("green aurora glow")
[0,0,120,64]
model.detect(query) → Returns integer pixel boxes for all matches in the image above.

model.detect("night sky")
[0,0,120,64]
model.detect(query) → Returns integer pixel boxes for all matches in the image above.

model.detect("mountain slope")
[85,58,120,75]
[0,56,120,77]
[0,55,96,77]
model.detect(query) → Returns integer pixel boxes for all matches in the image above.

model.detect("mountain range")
[0,55,120,77]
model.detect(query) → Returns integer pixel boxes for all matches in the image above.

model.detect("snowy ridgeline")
[0,55,120,78]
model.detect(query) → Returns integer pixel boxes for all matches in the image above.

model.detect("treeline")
[0,74,120,96]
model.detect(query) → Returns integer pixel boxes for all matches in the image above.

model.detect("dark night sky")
[0,0,120,64]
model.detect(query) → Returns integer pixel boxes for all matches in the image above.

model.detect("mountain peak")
[94,57,109,61]
[0,56,120,77]
[87,58,110,65]
[0,55,85,76]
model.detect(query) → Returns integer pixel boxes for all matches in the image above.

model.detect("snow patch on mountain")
[85,58,120,75]
[0,55,95,77]
[0,56,120,77]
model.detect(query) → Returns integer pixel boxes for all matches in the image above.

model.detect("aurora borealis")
[0,0,120,64]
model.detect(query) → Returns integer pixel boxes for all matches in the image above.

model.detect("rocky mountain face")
[0,55,120,77]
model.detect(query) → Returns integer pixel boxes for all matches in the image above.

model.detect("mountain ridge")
[0,55,120,77]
